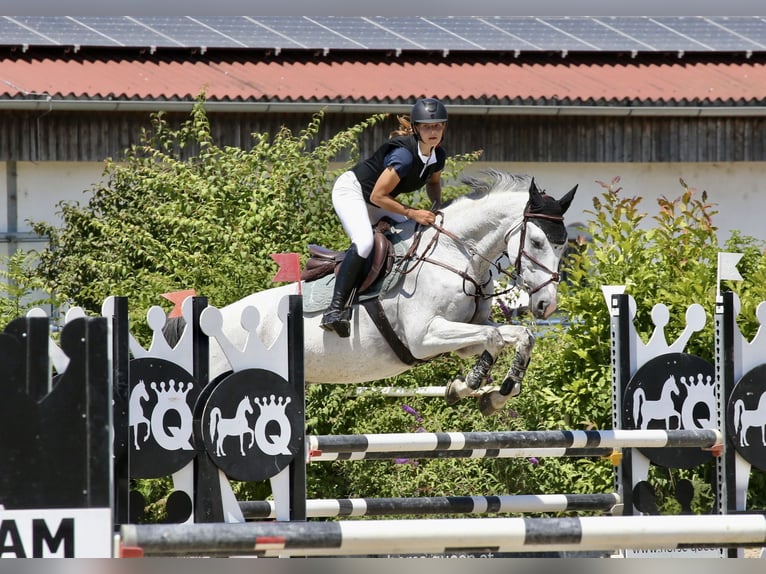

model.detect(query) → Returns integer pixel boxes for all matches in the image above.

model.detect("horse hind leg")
[445,350,494,406]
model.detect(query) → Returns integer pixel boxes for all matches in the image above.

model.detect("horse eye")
[532,239,544,250]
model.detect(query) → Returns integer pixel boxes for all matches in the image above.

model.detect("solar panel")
[249,16,361,50]
[656,16,766,51]
[71,16,177,47]
[6,16,115,47]
[544,17,650,52]
[1,16,765,54]
[481,17,599,51]
[713,16,766,50]
[194,16,305,50]
[307,17,420,50]
[427,17,538,51]
[129,17,240,48]
[0,17,56,45]
[369,16,481,51]
[602,17,718,52]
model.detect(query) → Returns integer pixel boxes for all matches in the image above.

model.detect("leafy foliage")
[31,96,381,330]
[9,100,766,519]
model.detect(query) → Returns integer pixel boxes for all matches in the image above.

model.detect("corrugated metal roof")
[2,56,766,109]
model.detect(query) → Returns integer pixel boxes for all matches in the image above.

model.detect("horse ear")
[557,184,578,214]
[527,177,544,208]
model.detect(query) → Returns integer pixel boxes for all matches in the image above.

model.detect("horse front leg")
[416,318,533,415]
[445,350,495,406]
[478,328,535,416]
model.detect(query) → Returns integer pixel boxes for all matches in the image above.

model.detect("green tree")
[32,96,381,328]
[19,99,766,519]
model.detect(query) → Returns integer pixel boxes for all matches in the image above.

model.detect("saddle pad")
[302,236,408,314]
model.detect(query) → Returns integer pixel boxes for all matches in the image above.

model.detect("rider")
[320,97,449,337]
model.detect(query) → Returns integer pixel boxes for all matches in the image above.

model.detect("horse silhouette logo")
[209,396,255,457]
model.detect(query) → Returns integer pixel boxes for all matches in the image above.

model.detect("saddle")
[301,219,396,294]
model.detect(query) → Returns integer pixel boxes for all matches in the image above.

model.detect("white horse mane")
[453,170,531,203]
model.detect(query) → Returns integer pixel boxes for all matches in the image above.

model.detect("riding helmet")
[410,98,448,124]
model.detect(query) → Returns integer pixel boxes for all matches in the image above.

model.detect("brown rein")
[395,209,564,301]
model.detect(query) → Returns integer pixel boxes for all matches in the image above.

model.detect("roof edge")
[2,99,766,117]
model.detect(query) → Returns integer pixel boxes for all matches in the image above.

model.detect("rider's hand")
[408,208,436,226]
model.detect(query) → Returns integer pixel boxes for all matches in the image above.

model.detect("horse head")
[509,178,577,319]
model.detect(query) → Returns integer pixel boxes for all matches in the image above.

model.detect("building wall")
[2,160,763,254]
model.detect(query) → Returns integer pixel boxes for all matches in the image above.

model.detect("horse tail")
[209,407,221,442]
[163,316,187,348]
[633,388,645,428]
[733,399,744,434]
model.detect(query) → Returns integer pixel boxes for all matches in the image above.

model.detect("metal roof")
[2,16,766,55]
[1,55,765,114]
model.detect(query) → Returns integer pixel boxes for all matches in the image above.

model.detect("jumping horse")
[205,170,577,416]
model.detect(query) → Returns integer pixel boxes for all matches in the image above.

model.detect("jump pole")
[239,493,621,519]
[354,386,488,398]
[310,446,615,461]
[120,514,766,557]
[308,429,722,454]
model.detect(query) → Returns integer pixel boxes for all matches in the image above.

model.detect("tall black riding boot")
[320,244,366,338]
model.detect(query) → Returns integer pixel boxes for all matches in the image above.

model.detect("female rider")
[320,97,449,337]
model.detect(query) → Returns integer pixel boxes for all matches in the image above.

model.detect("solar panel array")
[2,16,766,53]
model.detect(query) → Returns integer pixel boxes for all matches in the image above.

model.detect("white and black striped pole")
[120,514,766,557]
[239,493,621,519]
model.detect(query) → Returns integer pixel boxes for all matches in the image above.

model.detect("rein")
[396,208,563,301]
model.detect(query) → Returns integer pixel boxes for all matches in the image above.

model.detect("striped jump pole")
[310,446,615,462]
[239,493,621,519]
[120,514,766,557]
[308,429,722,455]
[354,386,488,398]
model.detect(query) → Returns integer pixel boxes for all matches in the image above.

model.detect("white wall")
[14,161,106,232]
[481,162,764,246]
[3,160,765,249]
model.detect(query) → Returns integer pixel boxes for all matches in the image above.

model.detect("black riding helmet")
[410,97,448,144]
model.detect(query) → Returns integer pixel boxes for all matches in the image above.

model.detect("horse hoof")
[478,391,507,416]
[445,377,468,405]
[500,377,523,398]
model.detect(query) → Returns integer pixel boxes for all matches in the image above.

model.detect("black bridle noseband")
[512,208,565,295]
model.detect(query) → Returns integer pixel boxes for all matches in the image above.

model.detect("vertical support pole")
[191,296,224,523]
[112,296,131,526]
[86,316,113,509]
[716,291,737,557]
[287,294,306,521]
[610,293,634,515]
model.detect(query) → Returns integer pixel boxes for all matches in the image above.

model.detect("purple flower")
[528,457,539,465]
[401,404,423,421]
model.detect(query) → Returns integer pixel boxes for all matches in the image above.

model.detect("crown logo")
[254,394,292,413]
[200,296,289,376]
[150,378,194,404]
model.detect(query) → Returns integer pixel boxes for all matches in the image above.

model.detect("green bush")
[13,100,766,518]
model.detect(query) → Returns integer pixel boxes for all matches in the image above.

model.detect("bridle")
[511,207,565,295]
[396,204,565,301]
